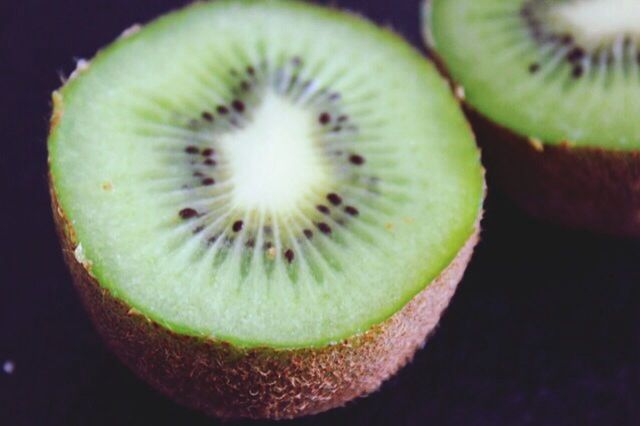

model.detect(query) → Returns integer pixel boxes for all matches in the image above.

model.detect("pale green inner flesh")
[428,0,640,149]
[49,0,483,348]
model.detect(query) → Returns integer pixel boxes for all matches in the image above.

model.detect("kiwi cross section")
[49,0,483,348]
[175,68,371,281]
[427,0,640,149]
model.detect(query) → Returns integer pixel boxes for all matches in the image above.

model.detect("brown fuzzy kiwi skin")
[49,93,483,419]
[422,0,640,237]
[466,110,640,236]
[50,184,480,420]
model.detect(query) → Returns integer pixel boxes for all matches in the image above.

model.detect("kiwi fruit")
[424,0,640,236]
[48,0,484,419]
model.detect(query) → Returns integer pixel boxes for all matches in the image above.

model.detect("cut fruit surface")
[49,0,483,348]
[426,0,640,149]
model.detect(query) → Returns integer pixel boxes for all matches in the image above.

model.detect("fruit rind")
[465,108,640,236]
[423,0,640,236]
[49,91,64,135]
[51,179,480,419]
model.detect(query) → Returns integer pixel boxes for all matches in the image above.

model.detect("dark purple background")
[2,1,640,425]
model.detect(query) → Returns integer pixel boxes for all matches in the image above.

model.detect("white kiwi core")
[551,0,640,49]
[221,91,329,213]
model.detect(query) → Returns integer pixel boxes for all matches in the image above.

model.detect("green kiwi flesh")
[425,0,640,235]
[49,0,484,418]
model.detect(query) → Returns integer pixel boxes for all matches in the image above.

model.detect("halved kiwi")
[424,0,640,236]
[49,0,484,419]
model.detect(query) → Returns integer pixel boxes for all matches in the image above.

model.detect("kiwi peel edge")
[50,176,481,419]
[422,0,640,236]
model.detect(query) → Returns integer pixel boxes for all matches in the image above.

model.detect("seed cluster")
[521,0,640,79]
[166,55,385,275]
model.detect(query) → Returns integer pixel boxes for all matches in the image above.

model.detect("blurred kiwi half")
[425,0,640,236]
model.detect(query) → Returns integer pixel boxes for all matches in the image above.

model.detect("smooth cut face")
[49,0,484,348]
[427,0,640,149]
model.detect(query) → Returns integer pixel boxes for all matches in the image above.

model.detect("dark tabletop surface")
[2,1,640,425]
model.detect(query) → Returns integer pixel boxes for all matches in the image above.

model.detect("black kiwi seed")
[179,208,199,219]
[245,238,255,248]
[204,158,216,166]
[202,111,214,122]
[319,112,331,125]
[303,229,313,239]
[201,148,214,157]
[338,115,348,122]
[344,206,359,216]
[202,178,215,186]
[232,100,245,113]
[572,65,584,78]
[232,220,244,232]
[560,34,573,45]
[566,47,585,63]
[246,66,255,76]
[240,81,251,91]
[317,222,332,234]
[185,146,199,154]
[528,63,540,73]
[217,105,229,115]
[327,193,342,206]
[349,154,365,165]
[317,205,330,214]
[284,249,295,263]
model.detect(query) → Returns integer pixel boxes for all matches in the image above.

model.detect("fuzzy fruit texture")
[47,1,485,418]
[467,108,640,236]
[423,0,640,236]
[51,181,480,419]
